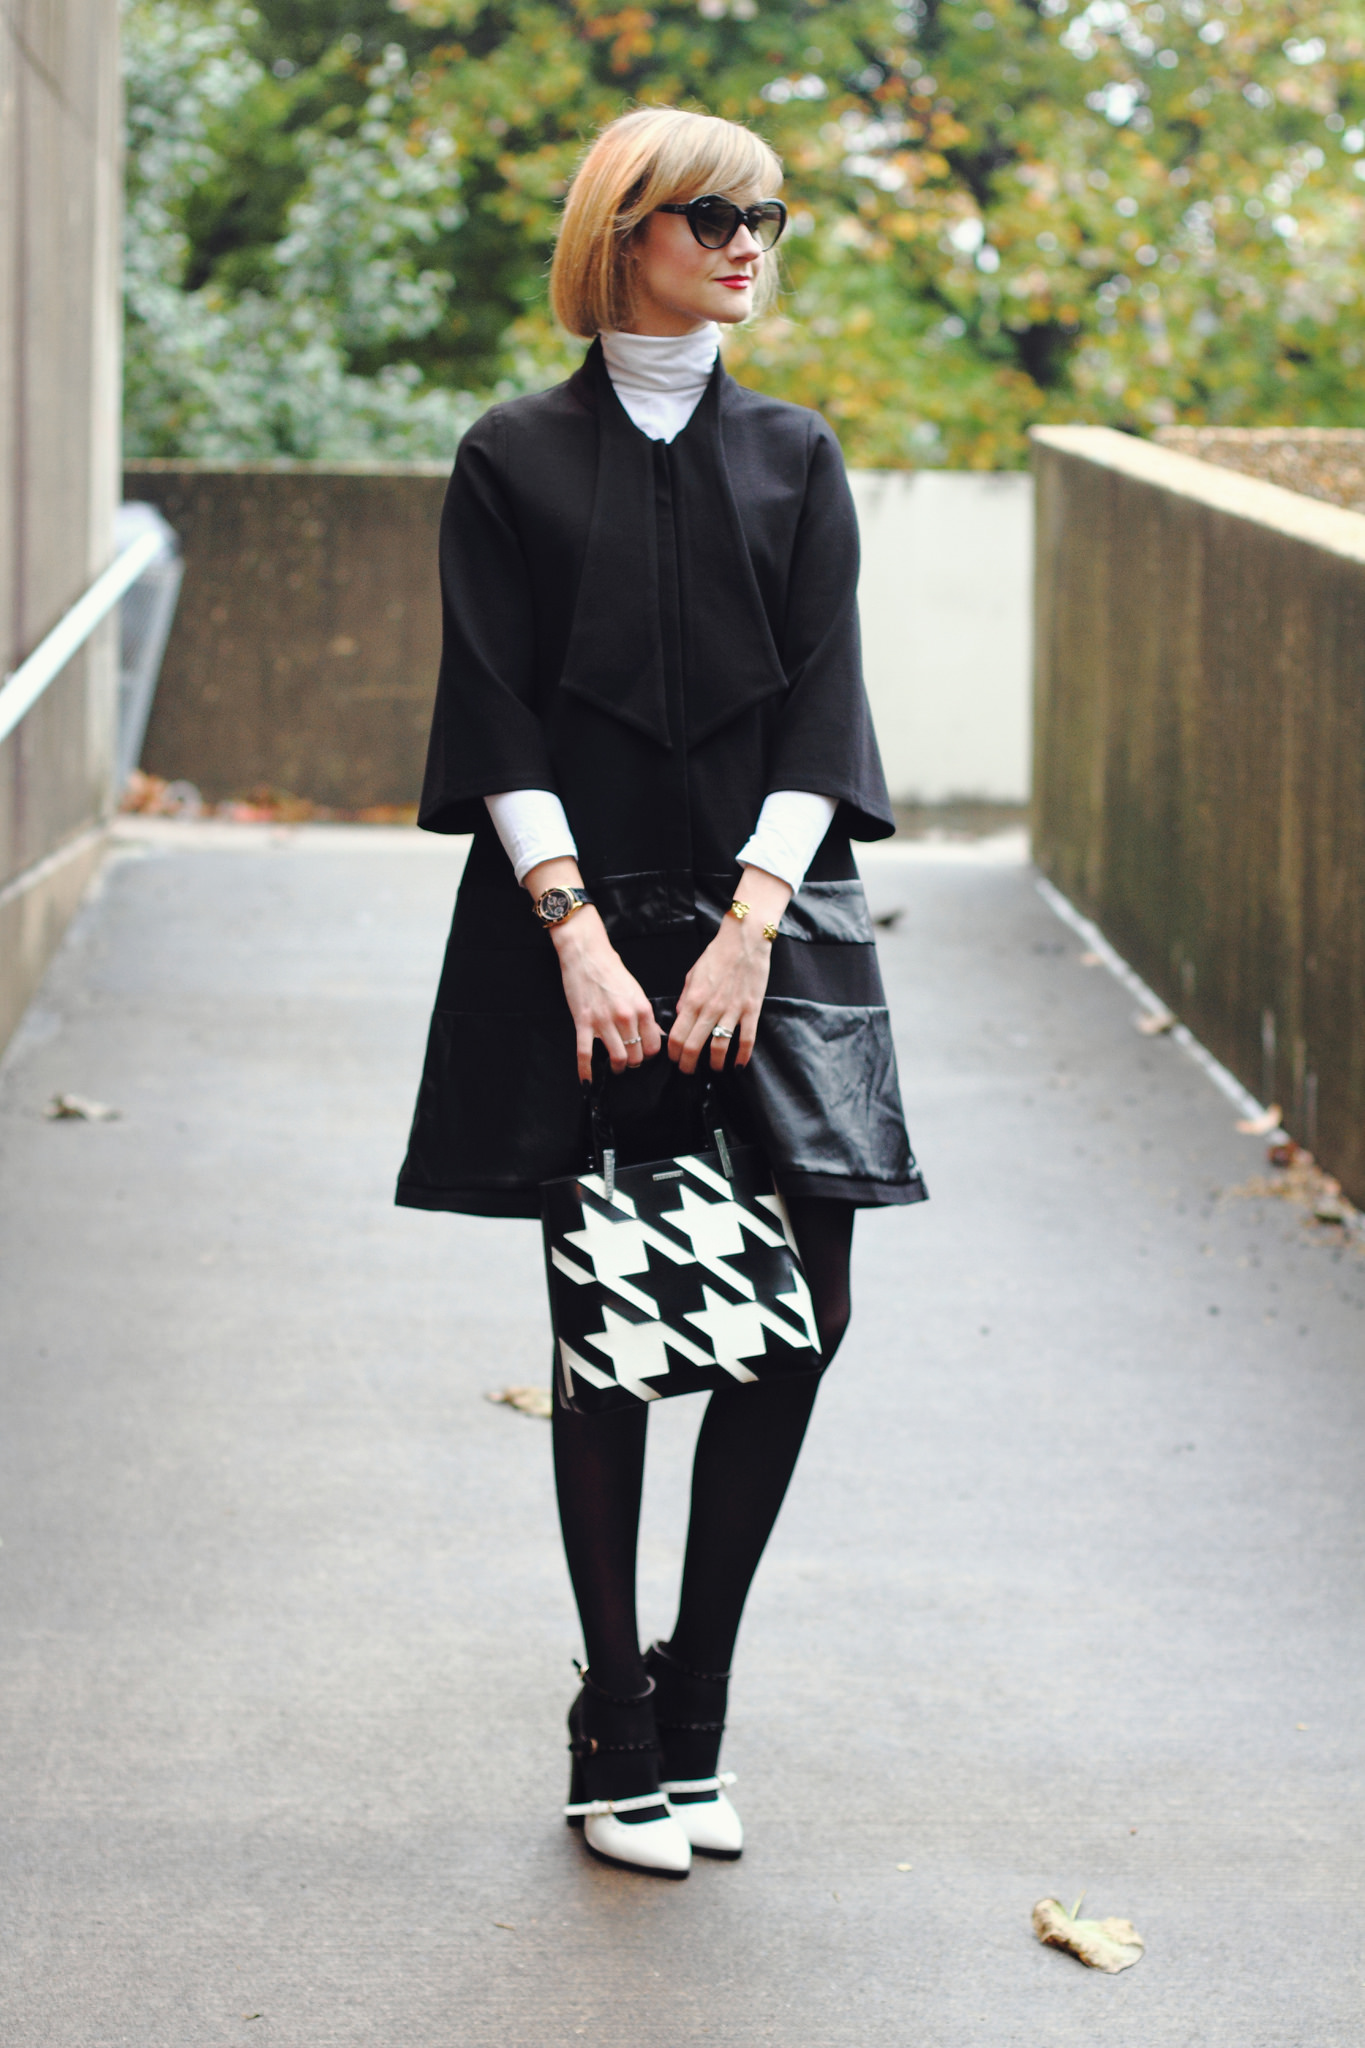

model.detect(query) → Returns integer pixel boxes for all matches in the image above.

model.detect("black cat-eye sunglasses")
[656,194,789,251]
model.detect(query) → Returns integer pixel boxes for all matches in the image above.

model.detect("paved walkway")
[1,819,1361,2047]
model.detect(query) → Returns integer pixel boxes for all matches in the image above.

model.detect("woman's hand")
[527,858,661,1083]
[669,867,792,1075]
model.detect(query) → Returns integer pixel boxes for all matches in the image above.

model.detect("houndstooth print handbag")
[541,1090,822,1416]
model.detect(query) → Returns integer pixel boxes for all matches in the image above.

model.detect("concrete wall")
[1032,425,1365,1204]
[1,0,122,1052]
[125,463,449,808]
[1156,426,1365,515]
[125,462,1035,811]
[850,470,1032,804]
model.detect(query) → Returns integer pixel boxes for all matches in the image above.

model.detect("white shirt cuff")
[484,789,578,885]
[735,790,838,894]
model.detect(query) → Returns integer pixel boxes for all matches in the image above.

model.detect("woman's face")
[626,190,767,335]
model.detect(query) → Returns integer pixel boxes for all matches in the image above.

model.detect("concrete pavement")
[1,819,1361,2045]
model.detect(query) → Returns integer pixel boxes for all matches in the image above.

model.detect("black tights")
[551,1198,855,1696]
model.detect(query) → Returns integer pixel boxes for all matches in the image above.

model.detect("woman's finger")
[734,1001,760,1068]
[679,1012,720,1077]
[709,1020,737,1072]
[622,995,658,1064]
[575,1023,595,1085]
[620,1023,645,1068]
[600,1021,630,1075]
[671,1011,699,1073]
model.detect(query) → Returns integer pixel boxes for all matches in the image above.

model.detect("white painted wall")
[849,471,1034,804]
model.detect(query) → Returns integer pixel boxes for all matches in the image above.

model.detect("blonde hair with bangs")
[550,107,783,338]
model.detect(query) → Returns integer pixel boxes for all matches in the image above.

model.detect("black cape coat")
[396,341,927,1218]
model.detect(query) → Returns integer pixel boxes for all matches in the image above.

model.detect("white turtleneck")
[485,326,837,893]
[599,323,720,443]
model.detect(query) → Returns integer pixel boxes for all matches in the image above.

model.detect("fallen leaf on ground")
[120,769,205,817]
[1136,1009,1176,1036]
[1231,1150,1362,1246]
[1236,1104,1283,1136]
[486,1386,553,1419]
[1032,1896,1144,1973]
[45,1094,121,1121]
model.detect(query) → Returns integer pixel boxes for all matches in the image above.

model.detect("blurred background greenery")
[123,0,1365,466]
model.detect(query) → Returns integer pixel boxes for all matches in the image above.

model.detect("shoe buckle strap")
[661,1772,737,1795]
[564,1791,671,1819]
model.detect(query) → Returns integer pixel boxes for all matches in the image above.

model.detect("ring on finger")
[622,1035,642,1047]
[711,1023,735,1041]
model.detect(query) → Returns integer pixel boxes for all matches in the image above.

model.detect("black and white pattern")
[541,1144,821,1414]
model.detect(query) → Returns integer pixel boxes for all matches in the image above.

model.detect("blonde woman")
[398,106,925,1878]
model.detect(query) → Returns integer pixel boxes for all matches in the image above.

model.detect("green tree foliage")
[123,0,1365,465]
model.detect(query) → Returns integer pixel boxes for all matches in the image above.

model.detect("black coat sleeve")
[766,422,895,843]
[416,408,558,835]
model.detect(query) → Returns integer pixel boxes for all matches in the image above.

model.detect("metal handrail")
[0,521,177,750]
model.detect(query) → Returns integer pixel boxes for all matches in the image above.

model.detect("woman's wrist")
[728,865,792,937]
[549,904,608,958]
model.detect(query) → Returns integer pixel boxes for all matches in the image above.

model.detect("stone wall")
[1031,425,1365,1204]
[0,0,122,1052]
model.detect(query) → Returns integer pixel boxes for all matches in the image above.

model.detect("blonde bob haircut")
[550,106,783,338]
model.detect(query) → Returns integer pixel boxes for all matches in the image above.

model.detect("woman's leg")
[552,1399,650,1696]
[554,1398,694,1873]
[665,1197,855,1676]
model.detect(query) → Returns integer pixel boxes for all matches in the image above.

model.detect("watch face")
[540,888,573,924]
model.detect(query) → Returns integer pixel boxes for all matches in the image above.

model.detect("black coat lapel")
[558,341,671,749]
[674,365,788,747]
[559,342,789,752]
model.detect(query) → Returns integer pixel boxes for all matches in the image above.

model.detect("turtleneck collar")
[598,324,721,444]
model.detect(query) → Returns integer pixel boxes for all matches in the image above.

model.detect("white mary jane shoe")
[664,1774,744,1860]
[566,1792,692,1879]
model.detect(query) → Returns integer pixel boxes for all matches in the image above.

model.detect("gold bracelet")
[730,901,778,940]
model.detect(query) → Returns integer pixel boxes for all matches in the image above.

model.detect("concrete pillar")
[0,0,122,1054]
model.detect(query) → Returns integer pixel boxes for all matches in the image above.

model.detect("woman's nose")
[725,224,762,258]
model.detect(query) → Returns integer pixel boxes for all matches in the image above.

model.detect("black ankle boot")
[565,1668,691,1878]
[645,1642,743,1860]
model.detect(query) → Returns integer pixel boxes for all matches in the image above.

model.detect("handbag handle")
[580,1065,737,1190]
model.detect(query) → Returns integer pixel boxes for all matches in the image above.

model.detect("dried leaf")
[1236,1103,1283,1137]
[1135,1009,1176,1036]
[1032,1896,1144,1973]
[45,1094,121,1121]
[486,1385,552,1419]
[1231,1150,1362,1246]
